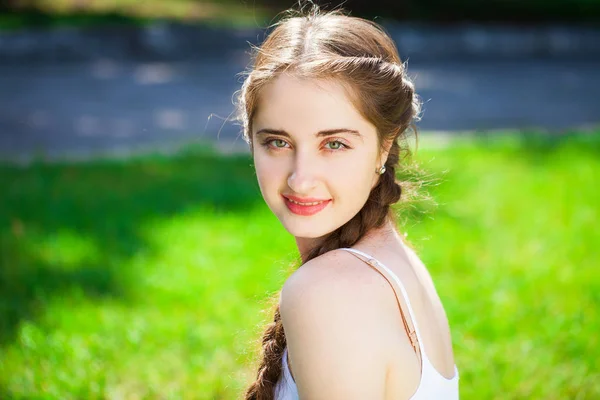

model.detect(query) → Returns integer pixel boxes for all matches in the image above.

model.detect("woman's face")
[251,74,386,239]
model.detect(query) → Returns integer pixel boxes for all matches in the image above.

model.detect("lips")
[282,195,332,216]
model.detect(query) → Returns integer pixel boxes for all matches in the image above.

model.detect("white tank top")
[274,247,459,399]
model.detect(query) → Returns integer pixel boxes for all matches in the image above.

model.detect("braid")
[245,306,286,400]
[242,7,421,400]
[244,140,406,399]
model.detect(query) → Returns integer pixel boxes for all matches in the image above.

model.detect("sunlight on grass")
[3,0,272,29]
[407,134,600,398]
[30,229,101,270]
[0,132,599,398]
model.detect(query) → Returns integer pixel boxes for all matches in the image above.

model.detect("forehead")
[253,73,376,138]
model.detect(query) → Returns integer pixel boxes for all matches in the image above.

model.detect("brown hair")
[237,3,421,399]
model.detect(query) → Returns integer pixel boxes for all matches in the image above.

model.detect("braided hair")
[237,4,421,399]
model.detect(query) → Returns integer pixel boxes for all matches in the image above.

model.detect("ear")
[378,137,394,167]
[371,137,394,189]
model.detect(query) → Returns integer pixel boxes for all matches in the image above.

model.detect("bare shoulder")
[278,249,403,399]
[280,248,395,326]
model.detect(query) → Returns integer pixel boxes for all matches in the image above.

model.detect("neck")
[295,235,323,264]
[295,219,398,264]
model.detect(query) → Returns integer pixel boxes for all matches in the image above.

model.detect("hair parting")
[237,3,422,399]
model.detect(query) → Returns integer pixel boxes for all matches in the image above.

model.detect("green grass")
[0,132,599,399]
[3,0,599,29]
[0,0,272,31]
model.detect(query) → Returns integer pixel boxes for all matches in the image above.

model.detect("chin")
[278,214,337,239]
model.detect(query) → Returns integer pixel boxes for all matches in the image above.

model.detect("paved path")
[1,55,599,161]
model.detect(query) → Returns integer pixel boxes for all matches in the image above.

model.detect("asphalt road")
[1,55,599,161]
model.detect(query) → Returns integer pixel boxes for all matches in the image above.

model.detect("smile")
[287,198,322,206]
[282,195,332,216]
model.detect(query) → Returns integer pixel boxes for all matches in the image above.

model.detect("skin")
[251,73,390,262]
[251,73,456,399]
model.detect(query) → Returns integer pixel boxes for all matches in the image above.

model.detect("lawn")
[0,0,272,31]
[0,131,598,399]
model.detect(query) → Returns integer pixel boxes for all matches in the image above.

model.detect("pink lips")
[282,194,332,216]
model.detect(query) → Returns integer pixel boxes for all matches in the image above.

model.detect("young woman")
[238,5,459,400]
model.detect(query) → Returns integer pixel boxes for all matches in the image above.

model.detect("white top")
[274,247,459,399]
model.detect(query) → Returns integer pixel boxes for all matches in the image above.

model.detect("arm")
[279,254,391,399]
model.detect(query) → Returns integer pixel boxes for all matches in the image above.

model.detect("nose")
[287,150,319,194]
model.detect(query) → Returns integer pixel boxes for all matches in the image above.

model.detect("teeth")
[288,198,323,206]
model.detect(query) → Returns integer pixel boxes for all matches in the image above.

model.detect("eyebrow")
[254,128,362,140]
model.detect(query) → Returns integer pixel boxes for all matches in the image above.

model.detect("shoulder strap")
[339,247,425,364]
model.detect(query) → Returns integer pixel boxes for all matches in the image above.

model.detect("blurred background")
[0,0,599,399]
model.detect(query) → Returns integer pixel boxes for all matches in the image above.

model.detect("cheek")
[333,155,375,202]
[253,153,285,196]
